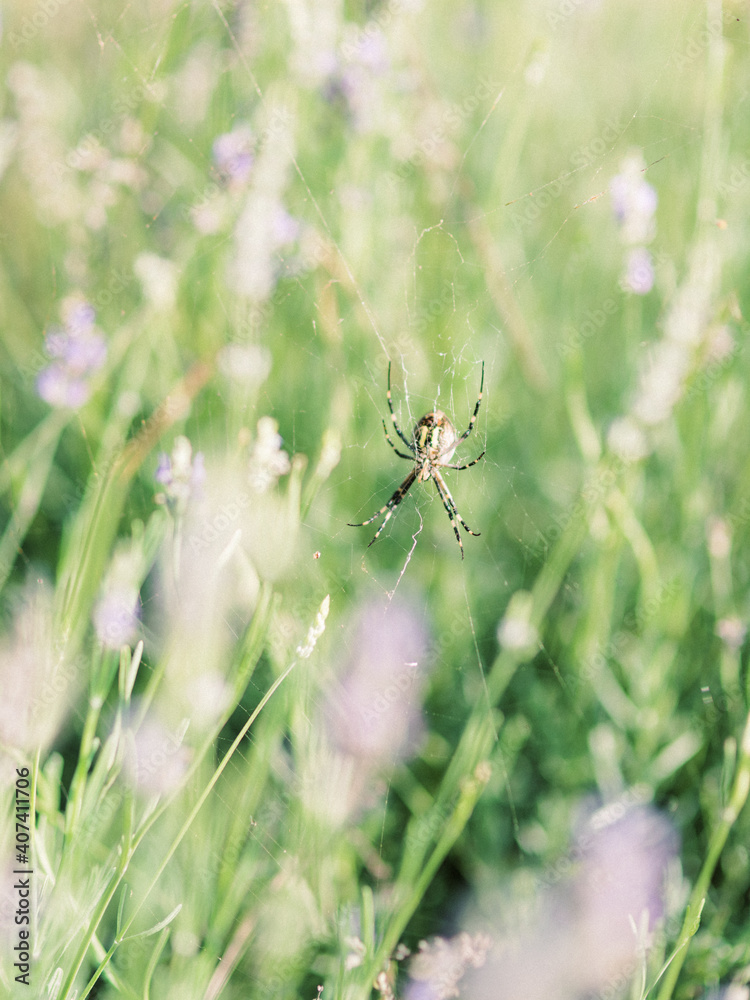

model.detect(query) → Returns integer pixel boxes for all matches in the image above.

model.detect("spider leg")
[431,472,464,558]
[387,362,415,452]
[382,419,414,460]
[441,451,486,471]
[432,470,480,562]
[455,360,484,445]
[348,469,417,547]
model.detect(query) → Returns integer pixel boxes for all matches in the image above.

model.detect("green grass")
[1,0,750,997]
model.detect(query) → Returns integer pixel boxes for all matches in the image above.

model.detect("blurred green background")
[1,0,749,997]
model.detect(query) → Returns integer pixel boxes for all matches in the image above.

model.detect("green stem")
[63,688,106,847]
[370,763,491,983]
[656,711,750,1000]
[58,793,134,1000]
[75,652,302,999]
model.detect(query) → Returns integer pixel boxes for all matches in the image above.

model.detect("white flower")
[248,417,291,493]
[497,592,538,652]
[0,580,74,751]
[607,417,649,462]
[134,252,179,310]
[217,344,271,386]
[716,616,746,651]
[296,595,330,659]
[407,932,492,1000]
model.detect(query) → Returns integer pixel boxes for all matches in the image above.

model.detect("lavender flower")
[272,206,301,247]
[229,107,296,301]
[348,28,390,74]
[296,595,330,659]
[716,616,746,651]
[611,152,658,296]
[461,804,677,1000]
[607,416,649,462]
[324,600,429,764]
[152,464,260,726]
[36,297,106,409]
[294,599,431,829]
[623,246,655,295]
[324,24,392,132]
[610,153,658,246]
[155,435,205,509]
[706,987,750,1000]
[93,587,140,649]
[123,711,190,796]
[497,591,538,653]
[93,545,145,650]
[212,125,255,184]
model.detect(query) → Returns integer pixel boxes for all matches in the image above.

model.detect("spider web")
[16,0,741,957]
[56,0,714,597]
[65,0,712,754]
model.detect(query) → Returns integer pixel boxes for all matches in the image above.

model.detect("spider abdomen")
[413,410,458,479]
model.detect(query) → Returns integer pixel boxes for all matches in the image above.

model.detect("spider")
[348,362,485,559]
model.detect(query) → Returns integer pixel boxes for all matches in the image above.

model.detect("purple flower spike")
[36,298,107,409]
[154,452,172,486]
[272,207,301,247]
[624,246,655,294]
[212,126,255,183]
[37,366,91,409]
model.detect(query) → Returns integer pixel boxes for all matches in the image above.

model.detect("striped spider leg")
[348,468,418,550]
[431,468,480,558]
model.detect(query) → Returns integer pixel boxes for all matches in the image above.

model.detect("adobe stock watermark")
[45,80,161,193]
[508,115,627,233]
[718,157,750,199]
[184,107,295,225]
[683,338,743,404]
[534,453,631,553]
[57,81,160,179]
[724,494,750,535]
[226,226,330,336]
[339,0,413,63]
[546,0,594,29]
[406,798,457,849]
[554,248,674,358]
[669,8,738,73]
[412,278,467,336]
[556,298,619,357]
[188,492,251,554]
[8,0,72,49]
[385,77,499,188]
[695,679,744,739]
[78,719,188,843]
[357,661,422,729]
[534,786,652,892]
[568,577,681,698]
[351,279,468,391]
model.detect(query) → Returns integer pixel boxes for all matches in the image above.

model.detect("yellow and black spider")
[348,361,485,559]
